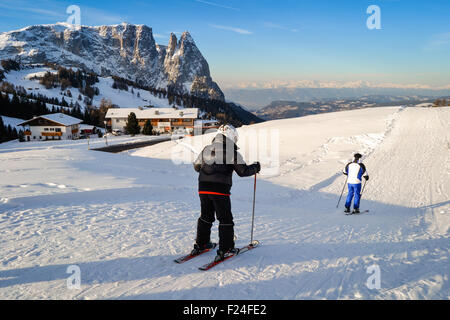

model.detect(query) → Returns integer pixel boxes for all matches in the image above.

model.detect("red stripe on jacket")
[198,191,231,196]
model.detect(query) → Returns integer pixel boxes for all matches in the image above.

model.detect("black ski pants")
[196,193,235,252]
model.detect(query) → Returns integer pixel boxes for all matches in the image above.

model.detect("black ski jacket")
[194,134,259,194]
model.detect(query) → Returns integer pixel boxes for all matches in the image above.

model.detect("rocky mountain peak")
[180,31,194,44]
[0,23,224,101]
[166,33,178,57]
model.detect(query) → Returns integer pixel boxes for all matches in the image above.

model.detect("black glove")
[253,162,261,173]
[364,175,369,181]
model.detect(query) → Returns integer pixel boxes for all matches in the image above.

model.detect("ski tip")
[250,240,260,247]
[174,257,189,264]
[345,209,370,215]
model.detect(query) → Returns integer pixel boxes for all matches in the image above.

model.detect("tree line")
[0,90,112,130]
[433,98,450,107]
[0,116,20,143]
[125,112,154,136]
[37,65,100,99]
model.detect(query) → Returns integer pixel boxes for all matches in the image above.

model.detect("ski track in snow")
[0,107,448,300]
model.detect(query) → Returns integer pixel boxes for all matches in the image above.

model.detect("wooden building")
[18,113,82,141]
[105,108,200,133]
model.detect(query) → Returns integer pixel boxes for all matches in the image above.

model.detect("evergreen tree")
[434,99,442,107]
[0,117,5,142]
[18,130,25,142]
[142,119,153,135]
[125,112,140,135]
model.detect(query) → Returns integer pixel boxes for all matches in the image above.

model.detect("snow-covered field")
[0,106,448,299]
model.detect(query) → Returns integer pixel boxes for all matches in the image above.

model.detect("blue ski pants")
[345,183,362,209]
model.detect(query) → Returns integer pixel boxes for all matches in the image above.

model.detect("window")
[50,128,55,131]
[55,128,61,132]
[44,128,49,131]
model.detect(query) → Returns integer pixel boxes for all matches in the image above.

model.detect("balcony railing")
[171,121,193,126]
[42,132,62,137]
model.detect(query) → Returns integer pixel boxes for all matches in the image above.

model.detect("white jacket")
[343,161,368,184]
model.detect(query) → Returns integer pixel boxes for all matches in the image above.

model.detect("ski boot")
[352,208,360,214]
[214,248,240,262]
[344,207,351,213]
[190,242,215,256]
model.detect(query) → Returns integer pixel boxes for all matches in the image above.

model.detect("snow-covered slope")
[1,65,261,126]
[1,115,24,130]
[3,66,172,110]
[0,106,448,299]
[0,23,224,101]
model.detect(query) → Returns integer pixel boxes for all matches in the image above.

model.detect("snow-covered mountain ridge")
[0,22,224,101]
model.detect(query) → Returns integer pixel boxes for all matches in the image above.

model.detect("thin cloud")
[221,79,450,90]
[195,0,239,11]
[0,1,126,26]
[264,22,298,33]
[429,32,450,47]
[210,24,252,35]
[80,6,127,25]
[0,1,65,19]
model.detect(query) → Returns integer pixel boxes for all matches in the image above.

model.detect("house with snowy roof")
[105,108,200,133]
[18,113,82,141]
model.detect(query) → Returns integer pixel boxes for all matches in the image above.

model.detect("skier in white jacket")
[343,153,369,213]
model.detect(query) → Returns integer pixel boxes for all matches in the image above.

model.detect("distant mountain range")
[224,87,450,110]
[254,95,447,120]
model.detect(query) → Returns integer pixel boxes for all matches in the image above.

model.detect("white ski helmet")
[217,124,239,143]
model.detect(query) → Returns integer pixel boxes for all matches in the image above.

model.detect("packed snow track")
[0,106,448,299]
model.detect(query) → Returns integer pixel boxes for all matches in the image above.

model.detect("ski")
[345,210,369,215]
[199,241,260,271]
[174,243,217,264]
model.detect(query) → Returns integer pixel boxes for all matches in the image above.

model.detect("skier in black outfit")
[192,124,261,262]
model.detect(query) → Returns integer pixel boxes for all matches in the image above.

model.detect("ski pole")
[360,179,368,198]
[250,173,257,244]
[336,176,348,208]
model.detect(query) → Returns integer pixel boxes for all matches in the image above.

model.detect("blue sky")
[0,0,449,88]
